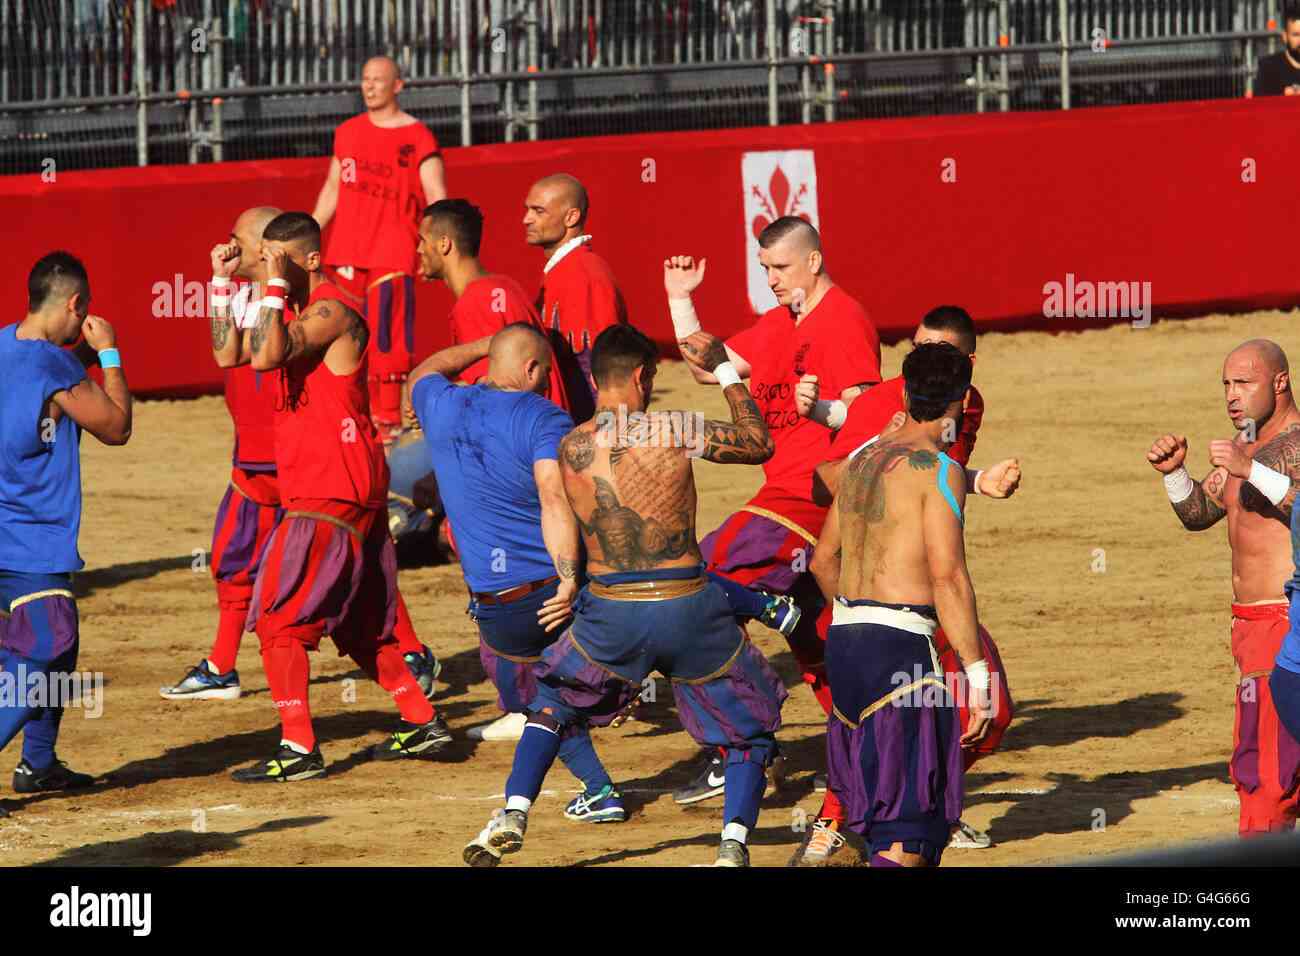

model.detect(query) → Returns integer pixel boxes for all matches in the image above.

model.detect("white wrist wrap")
[261,295,286,311]
[266,277,291,291]
[971,469,985,496]
[669,296,702,339]
[811,399,847,429]
[964,659,990,693]
[1163,466,1195,504]
[210,275,232,288]
[1248,459,1291,506]
[714,361,742,389]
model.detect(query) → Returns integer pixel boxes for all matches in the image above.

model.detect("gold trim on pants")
[832,676,949,730]
[285,510,365,545]
[587,576,707,602]
[740,505,818,547]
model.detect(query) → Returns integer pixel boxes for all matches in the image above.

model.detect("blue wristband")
[98,348,121,370]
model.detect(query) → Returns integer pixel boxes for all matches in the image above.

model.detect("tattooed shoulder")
[561,429,596,471]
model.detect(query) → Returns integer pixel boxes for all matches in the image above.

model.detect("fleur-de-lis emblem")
[750,164,812,239]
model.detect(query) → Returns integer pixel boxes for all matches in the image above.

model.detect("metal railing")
[0,1,1286,174]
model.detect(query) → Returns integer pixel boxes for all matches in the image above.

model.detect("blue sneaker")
[758,594,802,638]
[404,646,442,701]
[563,784,627,823]
[159,659,241,701]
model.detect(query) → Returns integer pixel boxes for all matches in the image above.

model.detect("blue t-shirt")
[1279,500,1300,674]
[413,374,573,592]
[0,324,86,573]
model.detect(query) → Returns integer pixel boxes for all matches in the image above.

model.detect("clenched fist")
[795,374,819,418]
[211,240,241,278]
[261,243,290,283]
[1147,434,1188,474]
[679,331,728,372]
[1208,437,1253,479]
[81,315,116,352]
[663,255,707,300]
[978,458,1021,498]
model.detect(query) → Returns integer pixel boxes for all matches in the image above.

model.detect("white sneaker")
[466,712,527,741]
[948,820,993,849]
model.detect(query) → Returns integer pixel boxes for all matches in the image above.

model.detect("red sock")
[352,641,435,724]
[262,639,315,751]
[208,605,245,674]
[392,591,423,656]
[818,788,845,823]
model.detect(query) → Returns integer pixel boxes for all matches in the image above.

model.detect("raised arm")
[534,458,582,633]
[209,240,250,369]
[312,156,342,230]
[663,255,752,385]
[680,331,773,465]
[1148,433,1227,531]
[923,462,989,747]
[1210,423,1300,514]
[53,316,132,446]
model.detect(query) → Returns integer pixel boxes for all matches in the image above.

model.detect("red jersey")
[726,285,881,538]
[223,283,278,469]
[449,274,570,412]
[825,376,984,468]
[536,243,627,356]
[324,114,440,274]
[273,282,389,509]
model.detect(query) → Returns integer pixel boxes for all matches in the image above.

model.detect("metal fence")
[0,1,1286,174]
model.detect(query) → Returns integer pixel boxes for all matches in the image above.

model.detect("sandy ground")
[1,311,1281,867]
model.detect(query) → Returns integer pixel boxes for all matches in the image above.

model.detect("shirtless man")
[1148,338,1300,834]
[463,309,788,868]
[809,341,991,867]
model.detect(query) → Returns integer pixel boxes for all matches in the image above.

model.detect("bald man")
[406,324,625,820]
[1148,338,1300,834]
[313,55,448,444]
[665,219,881,805]
[523,173,627,423]
[162,206,286,701]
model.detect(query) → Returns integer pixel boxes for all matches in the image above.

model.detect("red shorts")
[246,499,399,655]
[321,264,416,431]
[210,467,283,614]
[933,624,1014,771]
[1230,602,1300,833]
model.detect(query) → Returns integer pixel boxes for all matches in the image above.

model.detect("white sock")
[722,821,749,844]
[280,739,310,755]
[505,795,533,814]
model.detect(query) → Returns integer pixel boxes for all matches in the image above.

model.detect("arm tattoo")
[582,476,693,571]
[346,313,368,351]
[699,385,774,464]
[561,430,596,471]
[556,556,579,580]
[1251,423,1300,512]
[1171,479,1227,530]
[210,317,233,350]
[250,306,275,354]
[285,322,309,362]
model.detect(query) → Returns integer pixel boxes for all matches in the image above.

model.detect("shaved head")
[231,205,282,280]
[487,322,554,395]
[361,56,404,112]
[363,56,401,81]
[1228,338,1289,378]
[235,205,281,239]
[758,216,820,253]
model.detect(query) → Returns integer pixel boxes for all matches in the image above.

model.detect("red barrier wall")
[3,97,1296,396]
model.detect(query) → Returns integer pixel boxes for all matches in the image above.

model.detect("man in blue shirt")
[408,322,624,823]
[0,252,132,796]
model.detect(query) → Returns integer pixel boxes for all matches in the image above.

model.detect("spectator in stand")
[1253,6,1300,97]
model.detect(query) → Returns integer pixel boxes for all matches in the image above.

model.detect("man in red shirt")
[798,305,1021,864]
[416,198,573,411]
[666,217,881,804]
[210,212,451,781]
[312,56,447,444]
[524,173,627,423]
[160,206,284,703]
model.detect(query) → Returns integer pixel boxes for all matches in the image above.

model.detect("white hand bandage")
[964,658,990,694]
[714,361,742,389]
[266,277,291,291]
[969,468,985,496]
[1163,466,1195,504]
[811,399,847,429]
[669,296,702,339]
[1248,459,1291,507]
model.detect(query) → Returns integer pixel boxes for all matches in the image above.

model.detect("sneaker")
[463,809,528,867]
[564,784,627,823]
[371,715,453,760]
[948,820,993,849]
[713,839,750,867]
[673,752,725,805]
[403,647,442,701]
[231,744,326,783]
[13,759,94,794]
[758,594,802,637]
[787,818,847,867]
[159,659,240,701]
[466,711,527,741]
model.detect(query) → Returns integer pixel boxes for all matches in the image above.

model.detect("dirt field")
[1,312,1278,867]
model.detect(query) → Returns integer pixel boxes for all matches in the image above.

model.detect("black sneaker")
[371,715,453,760]
[714,838,750,867]
[673,752,726,805]
[13,759,94,794]
[404,647,442,701]
[231,745,326,783]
